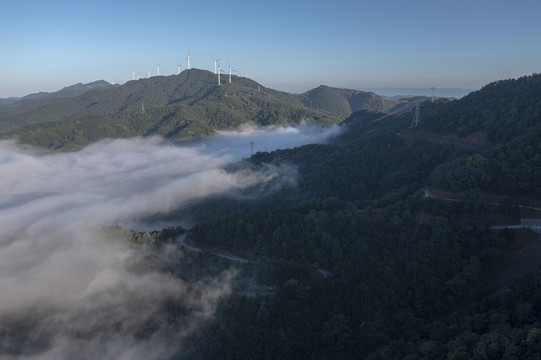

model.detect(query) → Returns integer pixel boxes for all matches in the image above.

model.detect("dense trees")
[431,128,541,197]
[186,74,541,358]
[421,73,541,142]
[192,197,536,359]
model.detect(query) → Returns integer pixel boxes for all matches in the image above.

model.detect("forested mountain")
[0,80,117,118]
[2,72,540,359]
[299,85,424,118]
[0,70,421,149]
[417,74,541,198]
[175,74,541,359]
[419,73,541,142]
[0,97,23,106]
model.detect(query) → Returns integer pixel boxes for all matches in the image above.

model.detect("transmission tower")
[411,104,421,127]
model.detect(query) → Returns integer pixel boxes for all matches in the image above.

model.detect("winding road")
[177,233,249,263]
[423,187,541,233]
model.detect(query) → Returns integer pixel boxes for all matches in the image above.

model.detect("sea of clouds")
[0,123,340,359]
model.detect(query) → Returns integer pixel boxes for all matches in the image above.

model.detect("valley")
[1,72,540,359]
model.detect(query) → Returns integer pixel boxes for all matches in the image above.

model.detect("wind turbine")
[210,55,222,74]
[227,60,237,84]
[186,50,191,69]
[148,68,151,78]
[157,64,160,76]
[217,65,222,86]
[177,63,182,74]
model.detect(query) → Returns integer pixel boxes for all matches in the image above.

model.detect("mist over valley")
[1,69,541,359]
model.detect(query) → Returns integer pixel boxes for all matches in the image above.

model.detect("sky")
[1,0,540,98]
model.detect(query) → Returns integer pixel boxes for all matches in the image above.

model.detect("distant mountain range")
[358,87,474,99]
[0,70,424,149]
[0,80,117,106]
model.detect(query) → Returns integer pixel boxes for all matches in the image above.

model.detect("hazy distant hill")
[43,80,117,99]
[0,80,118,127]
[360,87,474,98]
[0,80,116,107]
[0,98,19,106]
[0,69,421,149]
[298,85,423,118]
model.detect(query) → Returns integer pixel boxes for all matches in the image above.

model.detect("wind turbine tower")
[227,61,237,84]
[211,56,221,74]
[217,65,222,86]
[157,65,160,76]
[132,72,135,81]
[186,50,191,69]
[177,63,181,74]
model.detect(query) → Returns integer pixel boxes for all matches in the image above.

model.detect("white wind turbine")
[217,65,223,86]
[186,50,191,69]
[227,60,237,84]
[177,63,182,74]
[148,68,151,78]
[157,64,160,76]
[210,55,222,74]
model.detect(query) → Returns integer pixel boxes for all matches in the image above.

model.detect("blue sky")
[1,0,540,97]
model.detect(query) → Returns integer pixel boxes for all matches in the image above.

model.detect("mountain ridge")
[0,69,421,149]
[0,80,117,107]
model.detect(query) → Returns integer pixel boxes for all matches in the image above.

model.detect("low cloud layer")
[0,124,337,359]
[186,122,342,161]
[0,137,280,359]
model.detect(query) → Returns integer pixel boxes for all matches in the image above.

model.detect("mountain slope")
[181,73,541,360]
[298,86,352,118]
[0,80,117,122]
[2,70,343,149]
[418,73,541,143]
[43,80,116,100]
[298,85,425,118]
[1,70,423,150]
